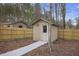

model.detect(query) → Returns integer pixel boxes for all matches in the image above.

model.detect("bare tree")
[49,3,53,20]
[34,3,41,18]
[66,19,73,29]
[61,3,66,29]
[55,3,58,24]
[75,16,79,29]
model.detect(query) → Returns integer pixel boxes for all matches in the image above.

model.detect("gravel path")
[24,39,79,56]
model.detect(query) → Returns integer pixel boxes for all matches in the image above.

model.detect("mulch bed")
[24,39,79,56]
[0,39,35,54]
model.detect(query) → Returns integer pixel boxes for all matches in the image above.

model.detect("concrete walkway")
[0,41,48,56]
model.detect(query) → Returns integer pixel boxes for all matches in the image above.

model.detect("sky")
[66,3,79,20]
[40,3,79,25]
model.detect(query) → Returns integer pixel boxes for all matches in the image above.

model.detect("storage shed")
[13,21,28,28]
[32,18,58,42]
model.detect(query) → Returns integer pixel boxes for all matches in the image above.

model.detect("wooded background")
[0,3,77,29]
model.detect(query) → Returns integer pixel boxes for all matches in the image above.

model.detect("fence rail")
[0,27,32,41]
[58,29,79,40]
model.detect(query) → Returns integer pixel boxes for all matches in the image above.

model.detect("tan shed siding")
[51,26,58,41]
[39,21,49,41]
[33,20,49,41]
[33,24,40,41]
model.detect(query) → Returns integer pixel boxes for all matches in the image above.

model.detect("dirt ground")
[24,39,79,56]
[0,39,35,54]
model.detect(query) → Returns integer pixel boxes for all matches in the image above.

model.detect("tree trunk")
[61,3,66,29]
[50,3,53,20]
[35,3,41,18]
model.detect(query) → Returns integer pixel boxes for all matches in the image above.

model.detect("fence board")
[58,29,79,40]
[0,27,32,41]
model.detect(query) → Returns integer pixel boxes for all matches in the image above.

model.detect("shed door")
[41,25,48,41]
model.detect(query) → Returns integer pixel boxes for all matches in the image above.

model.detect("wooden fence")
[58,29,79,40]
[1,28,79,41]
[0,27,32,41]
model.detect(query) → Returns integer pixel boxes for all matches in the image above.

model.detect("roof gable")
[32,18,58,27]
[32,18,52,25]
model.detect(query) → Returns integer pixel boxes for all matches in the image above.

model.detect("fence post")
[11,28,12,40]
[24,29,25,39]
[15,28,17,39]
[71,29,73,40]
[57,28,59,39]
[63,29,64,40]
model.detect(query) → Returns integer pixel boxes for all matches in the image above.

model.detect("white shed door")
[41,25,48,41]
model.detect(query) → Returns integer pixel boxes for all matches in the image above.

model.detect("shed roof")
[12,21,27,25]
[32,18,52,24]
[32,18,58,27]
[52,24,59,27]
